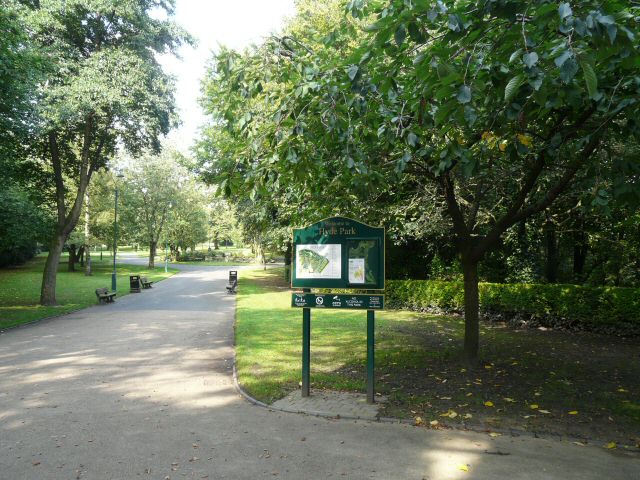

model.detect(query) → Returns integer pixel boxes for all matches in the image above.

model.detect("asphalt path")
[0,260,638,479]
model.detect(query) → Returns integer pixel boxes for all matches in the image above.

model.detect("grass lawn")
[236,268,640,448]
[0,255,177,330]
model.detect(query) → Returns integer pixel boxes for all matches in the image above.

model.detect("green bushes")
[386,280,640,334]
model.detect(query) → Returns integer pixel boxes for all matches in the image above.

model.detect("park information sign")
[292,217,385,290]
[291,216,385,404]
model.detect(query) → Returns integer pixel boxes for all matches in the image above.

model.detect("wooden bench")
[140,276,153,289]
[95,287,116,304]
[225,279,238,294]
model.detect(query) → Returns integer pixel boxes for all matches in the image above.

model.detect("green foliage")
[0,184,53,266]
[386,279,640,332]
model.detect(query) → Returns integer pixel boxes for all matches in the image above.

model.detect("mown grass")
[235,268,449,402]
[0,255,177,330]
[236,268,640,446]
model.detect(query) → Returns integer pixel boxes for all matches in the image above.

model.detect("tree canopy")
[198,0,640,361]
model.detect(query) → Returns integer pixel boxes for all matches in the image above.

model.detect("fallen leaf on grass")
[503,397,515,403]
[414,416,423,426]
[484,401,494,407]
[568,411,578,415]
[458,464,469,472]
[430,420,439,426]
[538,409,550,414]
[617,388,628,393]
[530,404,539,410]
[605,442,617,449]
[463,413,473,419]
[466,392,473,397]
[489,432,501,437]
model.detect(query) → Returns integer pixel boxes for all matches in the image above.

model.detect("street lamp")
[165,200,173,273]
[111,171,125,291]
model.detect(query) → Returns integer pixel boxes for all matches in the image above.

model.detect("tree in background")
[207,198,240,250]
[164,184,209,258]
[119,149,185,268]
[198,0,640,362]
[14,0,191,305]
[0,184,52,267]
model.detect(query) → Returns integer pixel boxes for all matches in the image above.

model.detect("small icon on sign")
[316,296,324,305]
[333,295,339,300]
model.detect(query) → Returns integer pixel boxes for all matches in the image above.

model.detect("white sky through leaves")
[157,0,296,152]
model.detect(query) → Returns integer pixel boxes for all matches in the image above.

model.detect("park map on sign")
[295,244,341,279]
[298,249,329,273]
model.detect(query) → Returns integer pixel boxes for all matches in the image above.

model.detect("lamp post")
[111,172,124,291]
[165,200,173,273]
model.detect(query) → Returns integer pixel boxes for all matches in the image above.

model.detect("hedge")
[385,279,640,334]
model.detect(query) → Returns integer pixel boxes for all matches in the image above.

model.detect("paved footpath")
[1,264,638,480]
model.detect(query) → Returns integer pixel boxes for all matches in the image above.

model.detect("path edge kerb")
[231,354,405,424]
[230,335,640,451]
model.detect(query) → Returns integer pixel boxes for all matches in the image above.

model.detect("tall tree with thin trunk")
[20,0,190,305]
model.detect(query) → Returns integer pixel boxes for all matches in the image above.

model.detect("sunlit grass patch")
[0,256,177,329]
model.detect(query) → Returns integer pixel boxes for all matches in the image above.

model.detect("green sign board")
[291,293,384,310]
[292,217,385,290]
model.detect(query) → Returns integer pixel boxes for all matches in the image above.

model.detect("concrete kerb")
[231,349,640,453]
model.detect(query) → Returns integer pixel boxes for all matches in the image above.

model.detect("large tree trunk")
[40,233,66,306]
[85,191,92,276]
[78,245,85,267]
[148,240,157,269]
[462,259,480,364]
[68,244,77,272]
[213,234,219,250]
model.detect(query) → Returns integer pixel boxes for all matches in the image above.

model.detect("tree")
[207,198,240,250]
[0,183,52,267]
[119,149,185,268]
[198,0,640,363]
[18,0,191,305]
[0,1,44,162]
[164,184,209,257]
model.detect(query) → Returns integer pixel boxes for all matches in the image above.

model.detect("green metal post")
[302,288,311,397]
[165,239,168,273]
[367,309,375,404]
[111,186,119,291]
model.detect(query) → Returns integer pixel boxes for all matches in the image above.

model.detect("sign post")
[302,288,311,398]
[291,217,384,404]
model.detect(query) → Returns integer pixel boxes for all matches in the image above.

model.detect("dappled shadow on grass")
[236,269,640,447]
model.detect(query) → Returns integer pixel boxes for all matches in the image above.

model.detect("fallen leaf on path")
[489,432,501,437]
[605,442,617,449]
[414,417,423,426]
[430,420,439,426]
[458,464,469,472]
[32,461,40,466]
[572,442,586,447]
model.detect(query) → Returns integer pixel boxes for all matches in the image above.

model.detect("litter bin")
[228,270,238,283]
[130,275,141,293]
